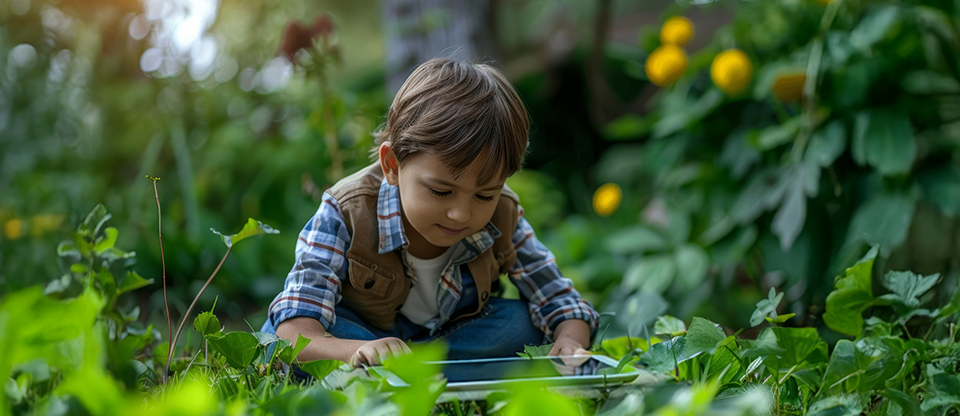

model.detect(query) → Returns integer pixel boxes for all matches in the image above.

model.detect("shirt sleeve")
[508,205,600,342]
[267,192,351,331]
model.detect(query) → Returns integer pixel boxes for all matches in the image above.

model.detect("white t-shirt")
[399,246,456,326]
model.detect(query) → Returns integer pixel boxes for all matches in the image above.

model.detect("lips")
[436,224,466,236]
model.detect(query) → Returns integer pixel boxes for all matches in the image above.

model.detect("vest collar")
[375,178,502,258]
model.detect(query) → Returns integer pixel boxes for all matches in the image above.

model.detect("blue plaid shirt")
[268,178,599,341]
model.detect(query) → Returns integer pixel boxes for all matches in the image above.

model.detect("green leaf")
[719,130,760,180]
[684,317,725,358]
[879,271,940,308]
[770,327,826,369]
[279,334,312,365]
[599,337,653,359]
[383,343,448,416]
[194,311,222,337]
[642,336,687,375]
[298,359,343,381]
[752,118,801,151]
[622,254,676,294]
[210,218,280,248]
[81,204,112,237]
[767,313,796,324]
[206,332,261,369]
[517,343,553,359]
[654,315,686,338]
[706,335,741,384]
[94,227,118,254]
[618,291,668,337]
[845,192,916,255]
[920,365,960,410]
[882,388,921,416]
[740,328,785,361]
[852,110,916,176]
[672,244,709,292]
[850,6,899,51]
[751,288,784,327]
[606,225,667,255]
[805,120,847,167]
[117,271,153,295]
[732,169,788,224]
[807,394,862,416]
[823,246,879,336]
[771,170,807,250]
[252,332,280,347]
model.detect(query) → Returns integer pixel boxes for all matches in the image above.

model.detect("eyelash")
[429,188,495,202]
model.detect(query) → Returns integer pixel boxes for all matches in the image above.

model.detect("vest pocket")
[346,258,394,298]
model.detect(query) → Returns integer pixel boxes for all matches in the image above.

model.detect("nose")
[446,202,471,225]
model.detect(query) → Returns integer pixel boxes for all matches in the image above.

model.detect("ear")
[378,142,400,186]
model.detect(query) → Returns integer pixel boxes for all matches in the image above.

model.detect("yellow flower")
[5,218,23,240]
[593,183,622,217]
[660,16,694,46]
[773,72,806,103]
[645,45,688,87]
[711,49,753,95]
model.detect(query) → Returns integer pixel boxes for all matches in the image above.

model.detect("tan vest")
[326,162,520,331]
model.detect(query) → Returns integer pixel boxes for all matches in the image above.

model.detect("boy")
[262,58,598,367]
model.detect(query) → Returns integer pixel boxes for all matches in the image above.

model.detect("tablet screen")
[430,356,609,383]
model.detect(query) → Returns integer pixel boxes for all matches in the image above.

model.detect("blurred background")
[2,0,958,343]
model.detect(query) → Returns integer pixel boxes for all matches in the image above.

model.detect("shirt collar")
[376,178,502,256]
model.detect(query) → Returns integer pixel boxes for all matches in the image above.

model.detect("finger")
[399,340,412,354]
[385,340,405,357]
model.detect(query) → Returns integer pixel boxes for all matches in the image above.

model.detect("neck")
[401,210,448,259]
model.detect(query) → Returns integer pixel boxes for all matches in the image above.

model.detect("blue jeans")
[260,265,546,371]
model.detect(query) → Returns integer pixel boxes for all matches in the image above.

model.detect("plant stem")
[151,178,173,385]
[165,246,232,383]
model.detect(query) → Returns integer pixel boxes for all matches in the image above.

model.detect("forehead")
[407,151,505,188]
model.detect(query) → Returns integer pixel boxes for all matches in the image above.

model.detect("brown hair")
[372,58,530,185]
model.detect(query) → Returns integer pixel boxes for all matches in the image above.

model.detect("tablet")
[369,355,643,391]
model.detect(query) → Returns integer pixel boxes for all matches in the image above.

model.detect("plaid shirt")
[268,178,599,341]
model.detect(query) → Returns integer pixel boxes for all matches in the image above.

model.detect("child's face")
[381,145,504,258]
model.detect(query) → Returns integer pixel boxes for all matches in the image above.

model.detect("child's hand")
[350,337,411,367]
[548,338,591,375]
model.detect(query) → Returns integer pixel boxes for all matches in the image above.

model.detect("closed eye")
[429,188,451,197]
[477,194,495,202]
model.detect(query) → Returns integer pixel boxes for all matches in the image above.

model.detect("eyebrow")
[426,177,503,193]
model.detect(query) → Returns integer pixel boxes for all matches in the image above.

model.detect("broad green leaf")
[751,288,784,327]
[298,360,343,381]
[206,332,261,369]
[770,327,826,369]
[502,379,581,416]
[606,225,667,255]
[517,343,553,359]
[852,110,916,176]
[771,169,807,250]
[672,244,709,292]
[706,335,742,385]
[879,271,940,308]
[252,332,279,347]
[117,271,153,295]
[882,388,921,416]
[850,6,899,51]
[684,317,725,358]
[279,333,312,365]
[920,365,960,410]
[642,336,687,375]
[622,254,676,294]
[901,70,960,95]
[805,120,847,167]
[845,192,915,255]
[654,315,686,337]
[194,311,221,337]
[719,130,760,180]
[823,337,903,394]
[383,342,448,416]
[153,341,169,367]
[752,117,801,150]
[210,218,280,248]
[599,337,653,359]
[741,328,785,360]
[807,394,862,416]
[824,246,879,336]
[94,227,118,254]
[132,379,218,415]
